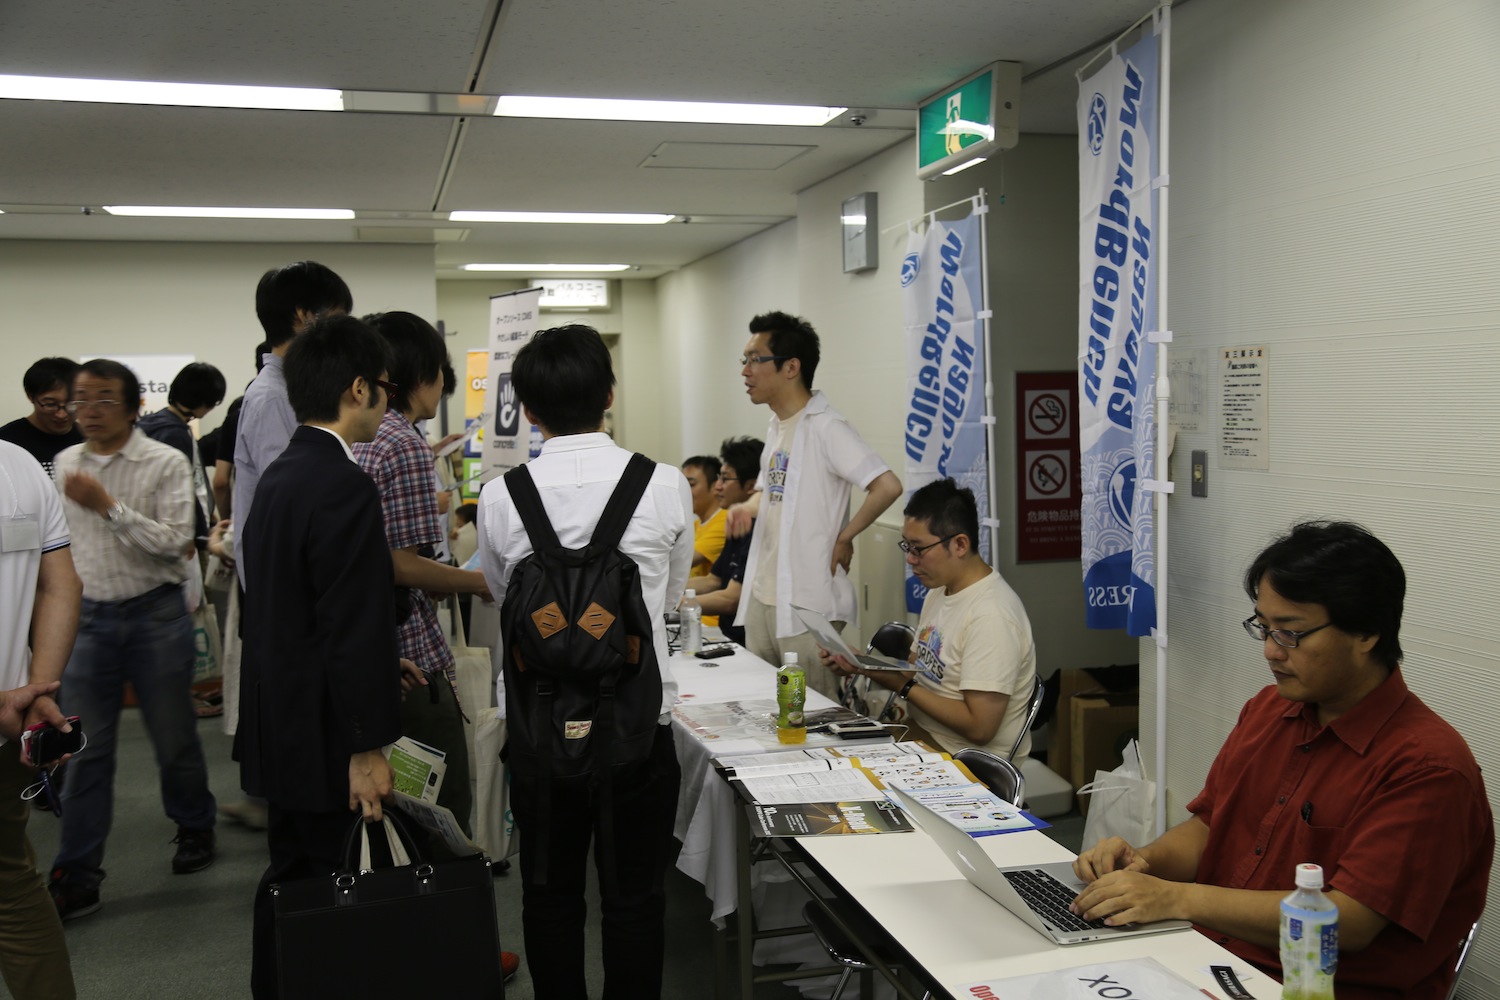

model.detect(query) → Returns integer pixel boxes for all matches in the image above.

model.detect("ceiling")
[0,0,1144,280]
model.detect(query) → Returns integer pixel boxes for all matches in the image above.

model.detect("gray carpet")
[6,709,1086,999]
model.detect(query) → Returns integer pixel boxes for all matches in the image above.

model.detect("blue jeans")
[52,584,216,889]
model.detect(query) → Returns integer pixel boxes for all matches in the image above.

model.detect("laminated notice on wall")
[1220,345,1269,471]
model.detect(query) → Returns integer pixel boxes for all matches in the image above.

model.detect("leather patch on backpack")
[532,602,566,638]
[578,603,615,640]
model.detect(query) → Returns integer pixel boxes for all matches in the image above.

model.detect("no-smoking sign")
[1025,450,1070,500]
[1024,390,1070,439]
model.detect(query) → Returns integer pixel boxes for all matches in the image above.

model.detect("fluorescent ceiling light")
[493,95,845,127]
[103,206,355,220]
[449,211,674,225]
[461,263,631,272]
[0,74,342,112]
[942,157,988,177]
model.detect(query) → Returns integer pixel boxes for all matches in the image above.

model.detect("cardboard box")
[1071,691,1140,816]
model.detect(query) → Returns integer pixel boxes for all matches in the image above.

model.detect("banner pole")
[976,188,999,558]
[1152,2,1173,838]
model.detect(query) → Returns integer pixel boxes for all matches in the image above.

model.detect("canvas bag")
[190,600,222,684]
[471,707,518,861]
[1078,738,1155,849]
[499,452,661,884]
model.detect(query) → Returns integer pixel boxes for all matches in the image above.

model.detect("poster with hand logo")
[482,287,543,480]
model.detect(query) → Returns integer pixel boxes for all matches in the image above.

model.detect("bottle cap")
[784,652,799,665]
[1294,863,1324,889]
[684,589,696,599]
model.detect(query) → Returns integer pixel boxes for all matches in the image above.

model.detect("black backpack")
[499,453,663,882]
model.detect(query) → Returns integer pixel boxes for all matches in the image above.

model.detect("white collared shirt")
[53,429,194,602]
[0,441,71,692]
[477,433,694,718]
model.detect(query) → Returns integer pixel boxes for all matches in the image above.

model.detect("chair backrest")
[1008,673,1047,761]
[866,621,915,661]
[1445,918,1481,1000]
[954,748,1026,806]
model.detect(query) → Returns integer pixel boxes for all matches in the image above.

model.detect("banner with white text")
[1077,31,1159,636]
[900,210,989,613]
[483,287,543,479]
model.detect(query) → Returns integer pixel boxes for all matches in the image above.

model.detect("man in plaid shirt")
[353,312,491,839]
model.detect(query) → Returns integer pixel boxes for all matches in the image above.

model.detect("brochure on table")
[673,699,893,756]
[955,956,1211,999]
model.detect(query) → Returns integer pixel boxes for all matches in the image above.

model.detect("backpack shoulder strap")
[503,464,562,554]
[590,453,655,553]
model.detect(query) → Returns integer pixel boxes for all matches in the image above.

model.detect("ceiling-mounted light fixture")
[492,95,845,127]
[449,211,674,224]
[0,74,343,112]
[102,206,355,219]
[461,263,631,272]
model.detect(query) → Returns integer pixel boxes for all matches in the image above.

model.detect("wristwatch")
[104,501,126,524]
[899,678,918,700]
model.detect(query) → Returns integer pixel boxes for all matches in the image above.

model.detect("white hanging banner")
[482,287,543,479]
[900,208,990,612]
[1077,30,1160,637]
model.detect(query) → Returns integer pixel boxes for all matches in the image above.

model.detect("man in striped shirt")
[47,359,217,921]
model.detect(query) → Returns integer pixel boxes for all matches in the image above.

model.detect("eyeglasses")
[898,534,957,556]
[740,354,790,367]
[1242,615,1334,648]
[373,378,398,396]
[65,399,123,414]
[34,399,68,413]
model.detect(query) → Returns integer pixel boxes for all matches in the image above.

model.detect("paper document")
[887,782,1047,836]
[735,767,882,805]
[748,799,915,837]
[956,957,1207,999]
[392,792,481,857]
[383,737,447,803]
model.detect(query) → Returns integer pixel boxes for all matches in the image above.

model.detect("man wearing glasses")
[727,311,902,696]
[686,436,764,648]
[1071,521,1493,1000]
[48,359,218,920]
[0,358,84,480]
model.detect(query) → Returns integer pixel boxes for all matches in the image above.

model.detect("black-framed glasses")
[739,354,790,367]
[64,399,123,414]
[1242,615,1333,648]
[898,534,957,556]
[34,399,68,413]
[373,378,399,397]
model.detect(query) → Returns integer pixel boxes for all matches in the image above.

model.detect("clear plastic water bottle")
[1280,862,1338,1000]
[680,589,702,655]
[776,652,806,744]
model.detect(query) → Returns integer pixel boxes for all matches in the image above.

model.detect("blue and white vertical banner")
[483,287,543,479]
[1077,31,1159,636]
[900,209,990,613]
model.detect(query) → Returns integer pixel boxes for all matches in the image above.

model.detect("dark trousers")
[510,724,681,1000]
[250,805,353,1000]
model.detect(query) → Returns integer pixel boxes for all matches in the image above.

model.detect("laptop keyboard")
[1002,869,1108,933]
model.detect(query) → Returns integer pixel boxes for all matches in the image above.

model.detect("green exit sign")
[916,62,1021,180]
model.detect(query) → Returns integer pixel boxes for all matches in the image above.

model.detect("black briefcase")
[272,807,505,997]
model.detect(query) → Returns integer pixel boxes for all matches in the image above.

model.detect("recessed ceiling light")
[461,263,631,272]
[941,157,988,176]
[449,211,674,225]
[493,96,846,127]
[103,206,355,220]
[0,74,343,112]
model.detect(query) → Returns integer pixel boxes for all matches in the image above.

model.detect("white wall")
[0,241,438,433]
[1156,0,1500,992]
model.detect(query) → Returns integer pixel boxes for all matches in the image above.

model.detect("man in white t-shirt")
[0,439,81,995]
[822,478,1037,761]
[725,311,902,697]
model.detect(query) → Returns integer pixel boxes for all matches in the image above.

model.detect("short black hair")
[903,478,981,551]
[168,362,227,410]
[749,311,820,389]
[455,502,478,526]
[255,261,353,347]
[284,315,390,424]
[511,325,614,436]
[74,359,142,417]
[682,455,721,483]
[23,358,80,398]
[1245,521,1405,669]
[362,311,449,414]
[719,436,764,483]
[253,341,271,374]
[441,357,456,397]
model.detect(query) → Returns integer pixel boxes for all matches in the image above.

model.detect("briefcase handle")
[336,805,428,875]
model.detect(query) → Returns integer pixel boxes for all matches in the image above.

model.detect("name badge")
[1,513,41,553]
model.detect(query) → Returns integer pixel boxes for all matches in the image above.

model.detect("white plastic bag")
[1077,738,1155,849]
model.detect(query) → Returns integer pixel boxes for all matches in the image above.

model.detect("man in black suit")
[237,315,420,999]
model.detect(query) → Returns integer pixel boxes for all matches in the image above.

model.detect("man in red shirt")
[1072,521,1492,1000]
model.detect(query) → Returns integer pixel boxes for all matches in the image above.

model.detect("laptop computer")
[790,605,909,671]
[888,786,1192,945]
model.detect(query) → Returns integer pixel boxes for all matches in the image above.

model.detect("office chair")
[953,747,1026,806]
[1445,918,1481,1000]
[851,621,914,722]
[1009,673,1047,761]
[799,899,932,1000]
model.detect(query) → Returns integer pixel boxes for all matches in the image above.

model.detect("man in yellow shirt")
[683,455,726,625]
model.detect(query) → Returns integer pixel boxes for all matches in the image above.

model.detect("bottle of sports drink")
[1280,862,1338,1000]
[776,652,806,744]
[680,590,703,655]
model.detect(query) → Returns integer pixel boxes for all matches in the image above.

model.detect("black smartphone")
[695,646,735,660]
[23,717,83,766]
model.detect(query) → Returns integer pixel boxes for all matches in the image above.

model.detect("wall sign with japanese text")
[1016,372,1082,562]
[1220,345,1269,471]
